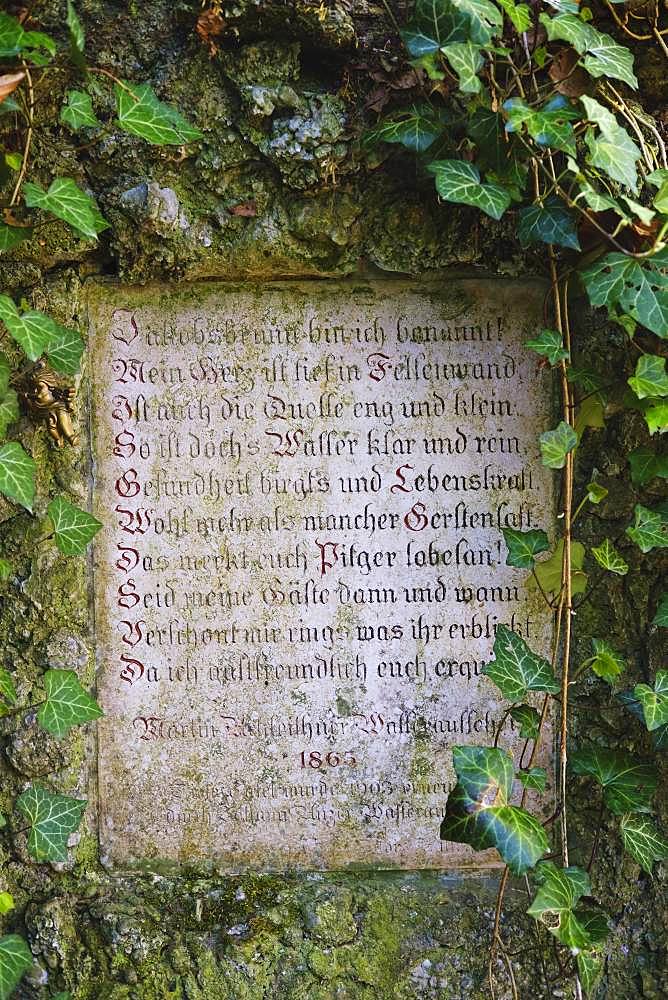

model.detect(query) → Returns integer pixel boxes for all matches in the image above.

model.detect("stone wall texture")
[0,2,665,998]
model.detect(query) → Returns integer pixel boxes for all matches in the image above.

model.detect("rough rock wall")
[0,2,665,998]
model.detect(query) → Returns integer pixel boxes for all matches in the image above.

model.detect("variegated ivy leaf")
[628,355,668,400]
[620,814,668,874]
[533,539,587,597]
[652,593,668,626]
[47,496,102,555]
[540,14,637,89]
[570,747,657,815]
[510,704,541,740]
[577,952,604,997]
[518,199,580,250]
[47,322,85,375]
[440,745,548,875]
[427,160,512,220]
[0,667,17,716]
[645,400,668,434]
[0,223,32,252]
[525,328,569,365]
[365,104,446,153]
[23,177,108,240]
[496,0,531,31]
[591,539,629,576]
[115,82,202,146]
[0,387,18,438]
[482,625,559,701]
[629,446,668,487]
[590,639,625,682]
[581,251,668,340]
[539,420,578,469]
[0,441,36,511]
[626,504,668,553]
[502,526,549,569]
[0,934,32,1000]
[449,0,503,43]
[504,96,579,157]
[37,669,103,739]
[527,861,609,952]
[441,41,483,93]
[633,671,668,732]
[66,1,85,55]
[516,767,547,791]
[16,784,86,862]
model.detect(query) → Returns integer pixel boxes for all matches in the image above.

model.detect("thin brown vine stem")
[606,79,667,169]
[9,60,34,207]
[602,85,656,173]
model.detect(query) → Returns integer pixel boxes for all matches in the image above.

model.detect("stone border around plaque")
[84,276,556,873]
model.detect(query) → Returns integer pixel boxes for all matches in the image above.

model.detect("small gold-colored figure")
[18,360,78,447]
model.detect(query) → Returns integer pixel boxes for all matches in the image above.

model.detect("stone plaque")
[88,279,554,870]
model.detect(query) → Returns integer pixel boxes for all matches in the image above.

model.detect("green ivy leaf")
[0,558,10,581]
[626,503,668,553]
[440,745,549,874]
[60,89,99,129]
[574,395,605,438]
[66,1,85,56]
[633,671,668,732]
[652,593,668,626]
[46,323,85,375]
[115,82,202,145]
[541,15,637,88]
[0,893,13,915]
[527,861,607,950]
[0,388,18,438]
[365,104,446,153]
[0,13,25,58]
[652,180,668,215]
[0,667,17,715]
[504,97,578,157]
[400,0,468,56]
[482,625,560,701]
[449,0,503,42]
[518,200,580,251]
[502,527,550,569]
[23,178,108,241]
[571,747,657,814]
[617,690,668,751]
[510,704,541,740]
[586,482,608,504]
[516,766,547,791]
[620,814,668,874]
[581,252,668,339]
[0,295,58,360]
[16,785,86,862]
[0,441,36,511]
[629,446,668,486]
[0,224,32,252]
[525,328,569,365]
[533,539,587,596]
[645,400,668,434]
[427,160,512,220]
[37,668,103,739]
[583,123,640,193]
[441,41,483,93]
[0,355,9,397]
[577,952,604,997]
[539,420,578,469]
[629,355,668,400]
[47,496,102,555]
[590,639,625,682]
[590,538,629,576]
[496,0,531,31]
[0,934,32,1000]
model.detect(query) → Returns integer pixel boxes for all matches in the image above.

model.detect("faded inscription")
[88,279,554,869]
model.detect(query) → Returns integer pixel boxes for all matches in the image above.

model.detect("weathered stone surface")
[87,278,554,869]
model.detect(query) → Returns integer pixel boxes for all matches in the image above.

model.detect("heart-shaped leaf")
[510,704,541,740]
[528,861,605,950]
[47,496,102,555]
[0,441,36,511]
[617,690,668,751]
[0,294,58,360]
[0,934,32,1000]
[516,766,547,791]
[365,104,446,153]
[23,177,108,240]
[525,328,569,365]
[483,625,560,701]
[620,814,668,874]
[540,420,578,468]
[440,745,549,874]
[441,41,483,93]
[590,539,628,576]
[37,669,102,739]
[629,355,668,400]
[115,82,202,145]
[633,671,668,732]
[629,446,668,487]
[533,539,588,596]
[518,200,580,250]
[16,784,86,861]
[427,159,512,220]
[502,526,550,569]
[571,747,657,814]
[60,89,99,129]
[590,639,625,682]
[400,0,469,57]
[46,322,85,375]
[581,252,668,339]
[626,504,668,553]
[0,223,31,252]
